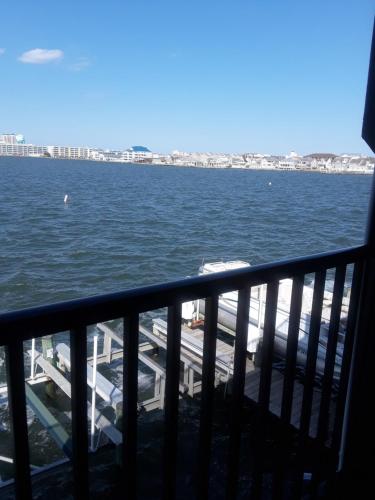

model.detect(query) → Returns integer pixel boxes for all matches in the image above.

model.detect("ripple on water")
[0,158,372,312]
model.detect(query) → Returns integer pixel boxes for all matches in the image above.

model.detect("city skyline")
[1,132,374,175]
[1,131,375,158]
[0,1,374,154]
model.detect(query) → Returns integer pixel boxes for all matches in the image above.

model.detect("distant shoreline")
[0,154,373,175]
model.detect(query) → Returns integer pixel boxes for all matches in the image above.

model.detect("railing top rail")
[0,244,367,342]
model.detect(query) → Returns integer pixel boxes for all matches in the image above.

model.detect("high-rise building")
[0,133,25,144]
[0,134,16,144]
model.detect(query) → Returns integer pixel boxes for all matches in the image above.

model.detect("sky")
[0,0,374,155]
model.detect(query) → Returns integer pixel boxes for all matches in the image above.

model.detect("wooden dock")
[244,365,335,441]
[19,314,335,460]
[152,318,335,441]
[147,318,235,396]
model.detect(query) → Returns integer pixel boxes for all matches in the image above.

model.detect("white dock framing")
[28,349,122,446]
[56,343,123,410]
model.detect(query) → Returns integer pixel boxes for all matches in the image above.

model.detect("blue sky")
[0,0,374,155]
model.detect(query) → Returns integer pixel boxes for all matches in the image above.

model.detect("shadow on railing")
[0,244,367,499]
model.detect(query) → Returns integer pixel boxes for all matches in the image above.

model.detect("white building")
[0,143,47,156]
[121,147,153,163]
[47,146,91,160]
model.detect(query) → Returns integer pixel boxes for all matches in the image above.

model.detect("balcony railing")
[0,243,368,499]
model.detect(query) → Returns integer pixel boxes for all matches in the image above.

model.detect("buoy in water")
[268,182,272,186]
[64,194,69,204]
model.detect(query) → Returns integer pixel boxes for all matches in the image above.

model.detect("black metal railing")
[0,243,368,499]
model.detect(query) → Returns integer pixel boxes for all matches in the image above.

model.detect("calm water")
[0,157,372,313]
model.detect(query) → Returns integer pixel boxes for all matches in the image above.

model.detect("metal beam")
[362,18,375,154]
[338,18,375,498]
[5,341,32,499]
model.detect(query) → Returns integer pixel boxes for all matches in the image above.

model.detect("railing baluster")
[225,286,250,500]
[196,296,218,499]
[6,340,32,500]
[281,274,304,424]
[317,265,346,444]
[299,270,326,439]
[272,275,304,498]
[123,313,139,499]
[332,261,364,452]
[309,267,346,498]
[258,281,279,408]
[252,281,279,498]
[293,270,326,499]
[70,326,89,499]
[162,304,182,500]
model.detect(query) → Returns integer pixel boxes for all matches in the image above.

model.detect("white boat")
[182,261,347,380]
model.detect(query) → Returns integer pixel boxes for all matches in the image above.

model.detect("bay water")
[0,156,373,494]
[0,157,372,313]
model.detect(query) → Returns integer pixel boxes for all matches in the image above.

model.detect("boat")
[182,261,347,381]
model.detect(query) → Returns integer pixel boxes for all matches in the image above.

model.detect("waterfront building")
[89,149,105,161]
[207,155,230,168]
[122,145,153,162]
[277,159,297,170]
[261,157,278,169]
[0,143,47,157]
[151,153,171,164]
[101,150,124,162]
[47,145,91,160]
[230,155,246,167]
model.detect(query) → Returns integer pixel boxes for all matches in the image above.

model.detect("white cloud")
[18,48,63,64]
[69,57,91,71]
[0,48,5,55]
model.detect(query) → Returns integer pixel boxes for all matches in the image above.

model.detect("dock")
[56,342,123,410]
[0,307,335,467]
[150,318,234,395]
[151,318,334,441]
[29,349,122,446]
[243,365,335,441]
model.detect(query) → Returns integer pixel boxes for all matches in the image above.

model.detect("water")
[0,156,372,313]
[0,157,372,494]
